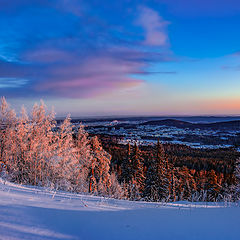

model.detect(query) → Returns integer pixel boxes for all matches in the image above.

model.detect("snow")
[0,179,239,240]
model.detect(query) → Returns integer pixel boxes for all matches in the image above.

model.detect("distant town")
[57,117,240,150]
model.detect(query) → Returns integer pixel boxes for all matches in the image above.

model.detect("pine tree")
[0,97,123,198]
[234,158,240,200]
[169,168,177,201]
[156,141,171,201]
[177,166,196,201]
[53,114,78,191]
[0,97,17,175]
[108,173,124,199]
[27,101,56,186]
[11,106,30,183]
[75,124,92,192]
[205,169,221,201]
[89,136,113,196]
[120,142,132,183]
[143,152,159,201]
[129,143,145,200]
[144,141,171,201]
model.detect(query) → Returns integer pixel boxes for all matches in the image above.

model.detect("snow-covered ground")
[0,179,239,240]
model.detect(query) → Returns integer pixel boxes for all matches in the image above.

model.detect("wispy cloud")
[0,1,175,99]
[221,65,240,71]
[34,53,144,98]
[221,50,240,71]
[0,77,28,88]
[136,6,169,46]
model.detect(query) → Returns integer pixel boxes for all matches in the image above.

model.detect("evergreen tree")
[0,97,123,198]
[11,106,30,183]
[0,97,17,174]
[234,158,240,200]
[28,101,56,186]
[129,143,145,200]
[143,152,159,201]
[144,141,171,201]
[75,124,92,192]
[120,142,132,183]
[205,169,221,201]
[89,136,112,195]
[53,114,78,191]
[176,166,197,201]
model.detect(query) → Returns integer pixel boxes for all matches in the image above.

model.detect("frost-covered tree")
[129,143,145,200]
[205,169,221,201]
[75,124,93,192]
[52,114,78,190]
[0,97,16,127]
[89,136,122,196]
[0,97,122,198]
[0,97,17,175]
[89,136,111,194]
[174,166,197,201]
[144,141,171,201]
[108,173,124,199]
[234,158,240,201]
[9,106,30,183]
[27,101,56,185]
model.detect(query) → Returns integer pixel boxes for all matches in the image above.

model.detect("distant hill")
[58,117,240,131]
[140,119,240,130]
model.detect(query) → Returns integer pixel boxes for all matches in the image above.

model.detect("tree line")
[96,136,240,202]
[0,97,122,198]
[0,97,239,202]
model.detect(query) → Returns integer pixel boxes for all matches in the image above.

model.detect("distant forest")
[99,134,240,201]
[1,97,240,202]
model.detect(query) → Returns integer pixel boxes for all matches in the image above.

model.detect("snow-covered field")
[0,179,239,240]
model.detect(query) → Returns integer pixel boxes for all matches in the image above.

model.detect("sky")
[0,0,240,116]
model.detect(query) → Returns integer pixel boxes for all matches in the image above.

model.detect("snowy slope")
[0,179,239,240]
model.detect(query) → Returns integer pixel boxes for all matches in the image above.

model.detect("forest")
[1,97,240,202]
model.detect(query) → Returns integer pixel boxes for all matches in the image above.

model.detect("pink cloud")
[1,43,174,98]
[34,55,144,98]
[137,6,169,46]
[1,43,175,98]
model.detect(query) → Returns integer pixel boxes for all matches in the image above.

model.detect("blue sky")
[1,0,240,116]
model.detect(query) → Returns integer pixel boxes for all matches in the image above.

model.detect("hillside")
[140,119,240,130]
[0,179,239,240]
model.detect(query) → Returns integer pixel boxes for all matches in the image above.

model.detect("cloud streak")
[0,77,28,88]
[0,1,173,99]
[34,53,145,98]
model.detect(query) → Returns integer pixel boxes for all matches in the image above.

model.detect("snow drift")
[0,179,239,240]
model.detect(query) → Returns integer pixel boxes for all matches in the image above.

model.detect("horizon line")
[55,114,240,120]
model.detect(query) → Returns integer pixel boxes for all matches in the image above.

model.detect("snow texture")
[0,178,239,240]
